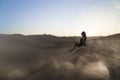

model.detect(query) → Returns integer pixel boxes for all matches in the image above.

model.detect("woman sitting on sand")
[69,31,87,52]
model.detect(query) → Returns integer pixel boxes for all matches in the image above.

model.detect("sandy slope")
[0,34,119,80]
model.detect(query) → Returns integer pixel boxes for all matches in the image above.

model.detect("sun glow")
[73,7,119,36]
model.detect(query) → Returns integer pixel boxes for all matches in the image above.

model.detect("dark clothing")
[80,38,86,46]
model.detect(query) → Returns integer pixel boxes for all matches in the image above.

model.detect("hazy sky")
[0,0,120,36]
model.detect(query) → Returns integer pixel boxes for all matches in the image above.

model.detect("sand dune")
[0,33,120,80]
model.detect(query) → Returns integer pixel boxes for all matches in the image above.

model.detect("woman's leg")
[69,42,80,52]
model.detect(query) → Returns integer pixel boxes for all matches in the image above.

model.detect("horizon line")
[0,33,120,37]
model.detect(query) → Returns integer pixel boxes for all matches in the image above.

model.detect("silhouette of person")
[69,31,87,52]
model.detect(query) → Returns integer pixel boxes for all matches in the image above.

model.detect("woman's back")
[81,31,87,46]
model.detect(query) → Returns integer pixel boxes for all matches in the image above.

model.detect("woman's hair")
[81,31,86,39]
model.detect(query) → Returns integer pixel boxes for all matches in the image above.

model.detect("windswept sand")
[0,34,120,80]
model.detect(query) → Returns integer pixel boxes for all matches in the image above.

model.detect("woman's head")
[81,31,86,37]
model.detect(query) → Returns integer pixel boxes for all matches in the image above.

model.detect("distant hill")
[0,34,75,49]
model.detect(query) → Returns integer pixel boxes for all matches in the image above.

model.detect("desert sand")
[0,33,120,80]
